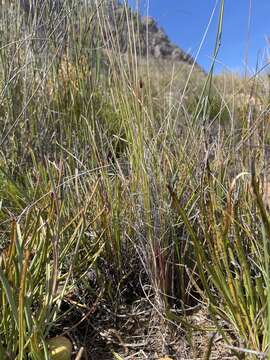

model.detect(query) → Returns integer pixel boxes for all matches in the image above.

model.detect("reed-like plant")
[1,0,270,358]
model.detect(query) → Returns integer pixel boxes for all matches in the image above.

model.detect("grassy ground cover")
[0,1,270,359]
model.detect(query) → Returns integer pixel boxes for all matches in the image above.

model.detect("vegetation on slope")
[0,1,270,359]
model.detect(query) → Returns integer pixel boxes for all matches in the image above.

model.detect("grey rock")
[17,0,202,70]
[141,16,155,27]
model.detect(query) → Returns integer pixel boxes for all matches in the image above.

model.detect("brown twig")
[61,288,104,336]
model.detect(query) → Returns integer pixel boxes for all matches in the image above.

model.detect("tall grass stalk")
[0,0,270,358]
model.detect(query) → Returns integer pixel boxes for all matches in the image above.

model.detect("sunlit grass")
[0,0,270,359]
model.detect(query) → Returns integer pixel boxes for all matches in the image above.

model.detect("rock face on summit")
[138,16,195,64]
[18,0,199,68]
[102,2,199,67]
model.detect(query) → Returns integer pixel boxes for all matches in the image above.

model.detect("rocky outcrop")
[139,16,195,64]
[98,1,201,69]
[98,0,197,66]
[18,0,201,69]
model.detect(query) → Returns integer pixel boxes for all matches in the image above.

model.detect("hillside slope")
[17,0,203,70]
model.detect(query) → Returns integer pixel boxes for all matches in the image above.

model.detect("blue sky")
[124,0,270,74]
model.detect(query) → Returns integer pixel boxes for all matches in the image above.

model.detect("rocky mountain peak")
[17,0,201,70]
